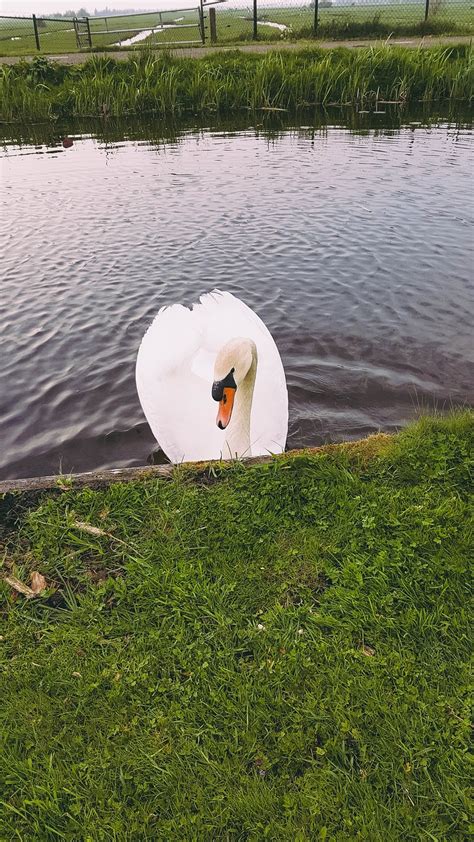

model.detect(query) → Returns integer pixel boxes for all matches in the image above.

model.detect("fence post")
[199,0,205,44]
[313,0,319,35]
[73,18,80,48]
[209,7,217,43]
[32,14,41,50]
[424,0,430,20]
[85,16,92,47]
[253,0,258,39]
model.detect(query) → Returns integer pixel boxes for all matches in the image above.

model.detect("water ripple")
[1,124,472,478]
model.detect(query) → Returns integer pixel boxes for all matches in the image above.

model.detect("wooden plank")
[0,434,393,495]
[0,458,271,494]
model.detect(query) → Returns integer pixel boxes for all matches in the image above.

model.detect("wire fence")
[0,0,472,56]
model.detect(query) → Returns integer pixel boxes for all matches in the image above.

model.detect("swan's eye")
[211,369,237,402]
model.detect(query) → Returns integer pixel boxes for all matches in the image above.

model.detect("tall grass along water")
[1,47,473,124]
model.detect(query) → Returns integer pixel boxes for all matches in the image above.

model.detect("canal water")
[1,112,472,479]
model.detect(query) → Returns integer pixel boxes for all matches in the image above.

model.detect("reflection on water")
[1,111,473,480]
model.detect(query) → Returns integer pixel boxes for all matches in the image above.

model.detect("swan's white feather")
[136,290,288,462]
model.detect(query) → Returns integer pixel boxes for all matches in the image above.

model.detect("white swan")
[136,290,288,463]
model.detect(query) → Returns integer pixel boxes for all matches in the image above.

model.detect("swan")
[136,290,288,463]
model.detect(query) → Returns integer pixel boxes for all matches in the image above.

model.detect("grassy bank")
[0,412,472,839]
[1,45,472,122]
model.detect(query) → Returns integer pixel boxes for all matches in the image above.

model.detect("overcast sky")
[0,0,184,14]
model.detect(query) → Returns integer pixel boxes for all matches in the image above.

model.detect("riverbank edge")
[1,34,473,65]
[1,44,473,123]
[0,432,393,495]
[1,410,471,514]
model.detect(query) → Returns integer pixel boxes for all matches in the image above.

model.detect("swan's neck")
[223,356,257,459]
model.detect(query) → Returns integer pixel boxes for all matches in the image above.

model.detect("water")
[1,114,473,480]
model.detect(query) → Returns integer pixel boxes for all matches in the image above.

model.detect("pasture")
[0,2,472,55]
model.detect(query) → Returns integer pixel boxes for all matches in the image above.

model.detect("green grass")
[0,17,78,57]
[0,4,472,56]
[214,3,474,44]
[0,411,472,839]
[0,44,472,123]
[0,12,204,57]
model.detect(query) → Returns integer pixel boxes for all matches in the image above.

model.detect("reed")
[1,45,472,123]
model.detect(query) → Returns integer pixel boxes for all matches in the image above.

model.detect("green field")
[263,1,474,28]
[0,17,77,56]
[0,2,472,56]
[0,12,204,57]
[213,2,474,43]
[1,412,472,839]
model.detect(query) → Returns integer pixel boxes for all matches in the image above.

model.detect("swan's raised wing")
[136,300,233,462]
[136,290,288,463]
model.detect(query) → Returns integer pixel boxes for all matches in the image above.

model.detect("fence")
[0,0,472,55]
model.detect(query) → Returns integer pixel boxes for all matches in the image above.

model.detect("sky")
[0,0,178,14]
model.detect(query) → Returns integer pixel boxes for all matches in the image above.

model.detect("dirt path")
[1,34,471,65]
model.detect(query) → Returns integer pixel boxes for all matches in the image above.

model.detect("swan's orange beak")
[216,387,235,430]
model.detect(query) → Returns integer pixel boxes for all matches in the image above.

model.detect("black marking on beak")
[212,368,236,402]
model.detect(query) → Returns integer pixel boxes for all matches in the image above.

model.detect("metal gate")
[74,17,92,49]
[91,7,205,48]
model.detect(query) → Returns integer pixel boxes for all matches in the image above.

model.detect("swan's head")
[212,337,257,430]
